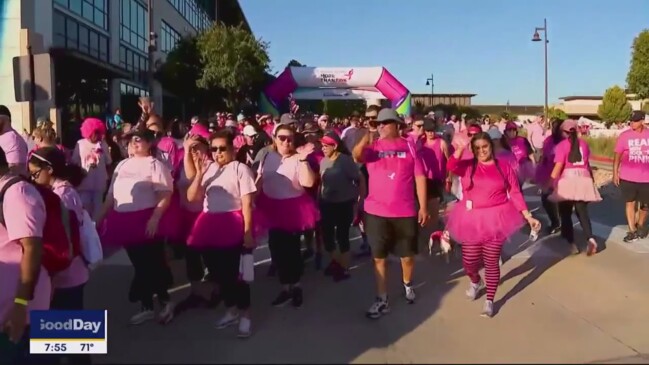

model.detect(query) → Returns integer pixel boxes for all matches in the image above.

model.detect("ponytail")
[62,163,87,188]
[567,130,581,163]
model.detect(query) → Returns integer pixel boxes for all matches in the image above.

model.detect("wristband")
[14,298,28,306]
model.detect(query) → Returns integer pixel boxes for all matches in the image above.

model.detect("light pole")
[147,0,157,98]
[532,18,549,123]
[425,74,434,108]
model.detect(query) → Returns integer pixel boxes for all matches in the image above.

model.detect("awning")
[49,48,131,79]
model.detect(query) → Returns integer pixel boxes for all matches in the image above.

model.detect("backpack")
[0,176,82,275]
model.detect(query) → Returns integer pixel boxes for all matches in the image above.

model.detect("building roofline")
[411,93,477,97]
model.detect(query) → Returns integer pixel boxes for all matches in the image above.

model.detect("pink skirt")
[256,192,319,232]
[179,209,201,243]
[549,169,602,203]
[445,201,525,244]
[158,189,183,242]
[187,210,265,248]
[99,208,158,248]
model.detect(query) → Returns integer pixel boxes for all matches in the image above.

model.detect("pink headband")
[321,136,338,145]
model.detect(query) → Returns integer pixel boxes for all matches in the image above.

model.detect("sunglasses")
[276,135,293,143]
[210,146,228,153]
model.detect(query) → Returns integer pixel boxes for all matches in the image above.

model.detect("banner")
[292,87,385,100]
[290,67,383,88]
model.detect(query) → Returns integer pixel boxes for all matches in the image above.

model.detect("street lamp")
[532,18,549,123]
[425,74,434,108]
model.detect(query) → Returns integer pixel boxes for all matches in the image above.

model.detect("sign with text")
[30,310,108,354]
[290,67,383,88]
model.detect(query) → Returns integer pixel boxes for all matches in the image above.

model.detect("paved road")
[87,186,649,364]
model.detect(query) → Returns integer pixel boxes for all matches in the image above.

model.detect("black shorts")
[426,179,444,200]
[619,180,649,206]
[364,213,418,259]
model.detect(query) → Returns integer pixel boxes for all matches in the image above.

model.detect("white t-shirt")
[201,161,256,213]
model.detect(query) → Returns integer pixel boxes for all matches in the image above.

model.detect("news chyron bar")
[29,310,108,354]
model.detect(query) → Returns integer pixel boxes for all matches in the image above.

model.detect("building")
[0,0,248,134]
[556,95,646,119]
[411,93,476,108]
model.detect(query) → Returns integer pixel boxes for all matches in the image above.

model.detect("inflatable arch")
[260,67,411,116]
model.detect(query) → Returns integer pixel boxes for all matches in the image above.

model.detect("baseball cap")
[505,121,518,130]
[237,114,246,123]
[560,119,578,132]
[0,105,10,119]
[279,113,297,125]
[630,110,646,122]
[423,118,436,131]
[242,125,257,137]
[376,108,402,124]
[225,119,237,128]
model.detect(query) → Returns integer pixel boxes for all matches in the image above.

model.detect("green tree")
[196,24,271,111]
[547,107,568,120]
[627,30,649,100]
[643,102,649,113]
[598,85,632,126]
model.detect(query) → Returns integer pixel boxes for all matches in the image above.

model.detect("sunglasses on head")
[276,135,293,143]
[210,146,228,153]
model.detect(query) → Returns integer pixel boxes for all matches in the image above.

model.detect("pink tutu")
[99,208,158,248]
[187,210,265,248]
[256,192,320,232]
[158,189,183,242]
[179,209,201,243]
[549,169,602,203]
[444,201,525,244]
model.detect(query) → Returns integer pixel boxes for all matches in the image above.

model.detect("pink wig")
[80,117,107,139]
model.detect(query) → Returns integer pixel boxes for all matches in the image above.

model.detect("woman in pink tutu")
[95,129,175,325]
[503,121,536,184]
[185,129,257,338]
[536,119,563,234]
[548,119,601,256]
[72,117,111,219]
[445,132,540,317]
[256,123,319,308]
[175,124,220,314]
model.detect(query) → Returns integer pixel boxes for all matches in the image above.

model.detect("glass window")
[121,0,147,52]
[167,0,213,32]
[69,0,82,14]
[55,0,108,30]
[160,21,181,53]
[66,18,78,49]
[79,26,89,52]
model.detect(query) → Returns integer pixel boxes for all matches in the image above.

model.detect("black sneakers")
[624,231,639,243]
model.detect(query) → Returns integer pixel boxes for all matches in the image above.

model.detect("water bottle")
[529,223,541,242]
[240,248,255,283]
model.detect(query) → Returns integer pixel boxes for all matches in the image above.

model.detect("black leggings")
[320,200,355,254]
[126,243,172,309]
[202,246,250,310]
[268,229,303,285]
[541,192,560,228]
[558,200,593,243]
[185,246,206,282]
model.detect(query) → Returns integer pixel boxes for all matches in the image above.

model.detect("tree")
[627,30,649,101]
[196,24,271,111]
[287,59,304,67]
[598,85,632,126]
[643,102,649,113]
[547,107,568,120]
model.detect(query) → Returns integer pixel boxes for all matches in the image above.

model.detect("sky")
[238,0,649,105]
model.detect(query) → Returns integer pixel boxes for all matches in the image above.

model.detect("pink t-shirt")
[420,138,447,181]
[508,136,532,163]
[72,139,111,192]
[0,177,50,324]
[108,156,174,212]
[156,137,182,176]
[527,122,546,149]
[614,128,649,183]
[201,161,256,212]
[261,152,305,200]
[554,138,591,171]
[362,138,426,218]
[447,156,527,212]
[50,180,89,289]
[0,128,29,174]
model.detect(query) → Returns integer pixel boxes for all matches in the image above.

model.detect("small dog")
[429,230,454,263]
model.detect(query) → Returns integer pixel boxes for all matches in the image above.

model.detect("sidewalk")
[90,186,649,364]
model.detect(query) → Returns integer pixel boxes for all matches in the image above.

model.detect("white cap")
[487,128,503,140]
[237,114,245,122]
[225,120,237,128]
[242,125,257,137]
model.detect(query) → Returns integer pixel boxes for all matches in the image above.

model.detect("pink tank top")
[509,136,531,163]
[420,138,446,181]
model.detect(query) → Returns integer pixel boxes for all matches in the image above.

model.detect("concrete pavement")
[87,187,649,364]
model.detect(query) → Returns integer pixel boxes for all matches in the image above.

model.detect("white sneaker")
[465,280,484,300]
[129,308,155,325]
[158,302,174,325]
[237,317,252,338]
[216,311,240,329]
[481,300,494,318]
[404,283,416,304]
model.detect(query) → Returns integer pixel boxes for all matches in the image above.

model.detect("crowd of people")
[0,98,648,364]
